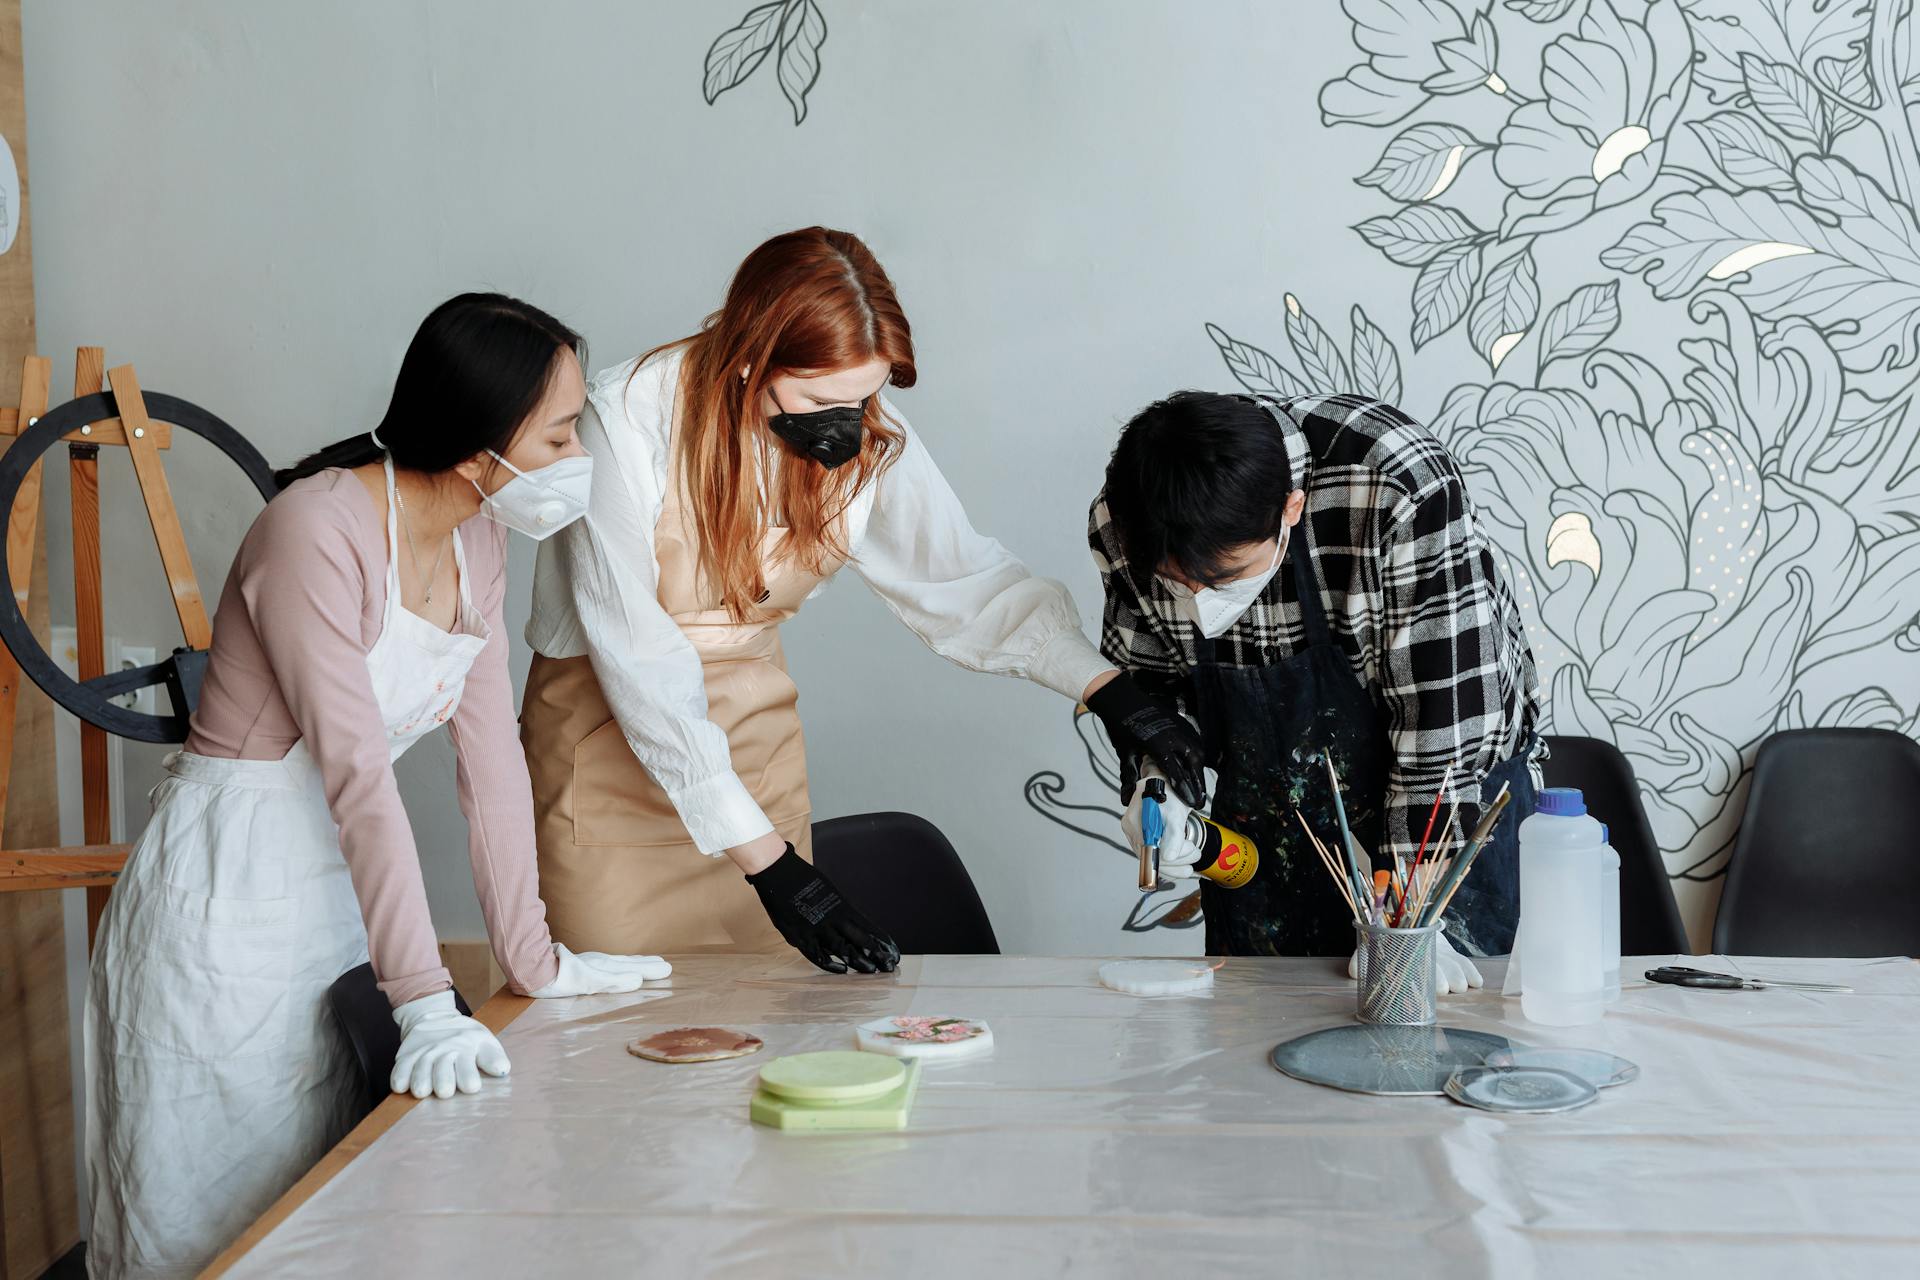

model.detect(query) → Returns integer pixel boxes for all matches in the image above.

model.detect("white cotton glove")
[528,942,672,998]
[1121,764,1204,879]
[1347,933,1485,996]
[390,990,511,1099]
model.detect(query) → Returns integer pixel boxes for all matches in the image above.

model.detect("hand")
[1120,766,1203,880]
[528,942,672,997]
[1086,671,1207,808]
[1347,933,1485,996]
[746,844,900,975]
[390,990,511,1099]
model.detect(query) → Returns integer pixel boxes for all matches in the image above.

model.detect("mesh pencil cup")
[1355,921,1439,1026]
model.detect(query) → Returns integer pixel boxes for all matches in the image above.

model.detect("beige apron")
[524,466,839,955]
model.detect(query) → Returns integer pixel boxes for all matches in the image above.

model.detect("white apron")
[84,460,490,1279]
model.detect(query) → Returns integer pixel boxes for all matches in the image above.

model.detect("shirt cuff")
[380,968,456,1009]
[668,770,777,856]
[503,940,561,996]
[1029,628,1116,704]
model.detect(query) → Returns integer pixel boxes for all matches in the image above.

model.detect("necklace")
[393,479,450,606]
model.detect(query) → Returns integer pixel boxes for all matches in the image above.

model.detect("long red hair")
[642,227,914,620]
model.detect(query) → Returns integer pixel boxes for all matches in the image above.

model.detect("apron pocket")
[119,882,296,1060]
[573,718,687,847]
[571,715,811,848]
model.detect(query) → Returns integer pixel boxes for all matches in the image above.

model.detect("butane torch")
[1139,778,1260,890]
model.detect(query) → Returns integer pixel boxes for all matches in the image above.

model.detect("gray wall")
[19,0,1920,956]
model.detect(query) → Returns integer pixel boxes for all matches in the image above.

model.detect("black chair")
[327,962,474,1119]
[811,811,1000,954]
[1543,734,1689,954]
[1713,728,1920,957]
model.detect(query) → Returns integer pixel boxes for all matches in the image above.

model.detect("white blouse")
[525,348,1112,855]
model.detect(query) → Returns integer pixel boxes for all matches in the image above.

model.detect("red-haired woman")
[522,228,1204,973]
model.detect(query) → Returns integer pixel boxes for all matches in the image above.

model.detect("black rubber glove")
[746,845,900,975]
[1088,672,1208,809]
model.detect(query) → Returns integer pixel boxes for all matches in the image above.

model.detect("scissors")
[1645,965,1854,993]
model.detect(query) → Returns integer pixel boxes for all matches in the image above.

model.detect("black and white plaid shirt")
[1088,393,1545,868]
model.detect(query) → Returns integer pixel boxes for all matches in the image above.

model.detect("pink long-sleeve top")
[185,467,560,1006]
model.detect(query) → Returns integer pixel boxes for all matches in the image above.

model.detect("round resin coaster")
[1482,1046,1638,1089]
[1098,959,1215,996]
[758,1051,906,1104]
[854,1016,995,1060]
[628,1027,765,1064]
[1444,1065,1599,1114]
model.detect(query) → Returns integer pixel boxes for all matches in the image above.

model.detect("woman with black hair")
[85,294,669,1280]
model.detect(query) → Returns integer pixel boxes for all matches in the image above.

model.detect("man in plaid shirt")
[1091,390,1544,974]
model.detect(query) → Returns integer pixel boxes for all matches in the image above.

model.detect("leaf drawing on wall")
[1351,305,1405,402]
[1285,295,1354,393]
[1740,54,1829,146]
[1412,241,1482,348]
[776,0,829,125]
[1356,123,1488,201]
[1687,111,1797,190]
[1469,247,1540,370]
[702,0,830,125]
[1205,322,1313,398]
[1538,281,1621,367]
[1354,203,1484,265]
[703,2,786,104]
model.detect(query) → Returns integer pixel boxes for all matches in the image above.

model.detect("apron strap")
[1288,514,1335,651]
[380,457,402,625]
[450,527,474,614]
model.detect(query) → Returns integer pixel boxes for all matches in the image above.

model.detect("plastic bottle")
[1599,824,1621,1004]
[1518,788,1605,1026]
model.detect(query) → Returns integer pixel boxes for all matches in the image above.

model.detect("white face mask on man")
[1164,533,1286,638]
[471,451,592,540]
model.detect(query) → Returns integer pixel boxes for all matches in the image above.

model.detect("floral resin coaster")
[854,1016,995,1061]
[628,1027,766,1063]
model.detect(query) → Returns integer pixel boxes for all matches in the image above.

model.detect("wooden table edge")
[199,989,535,1279]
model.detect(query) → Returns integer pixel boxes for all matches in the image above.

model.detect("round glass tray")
[1270,1024,1519,1096]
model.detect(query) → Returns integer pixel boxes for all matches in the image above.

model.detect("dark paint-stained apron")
[1188,520,1532,957]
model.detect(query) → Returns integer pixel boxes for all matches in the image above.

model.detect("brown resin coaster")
[628,1027,765,1063]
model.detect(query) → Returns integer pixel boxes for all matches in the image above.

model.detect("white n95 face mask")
[472,452,592,540]
[1165,535,1285,639]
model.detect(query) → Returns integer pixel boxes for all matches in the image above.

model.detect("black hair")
[1103,390,1294,588]
[274,292,584,489]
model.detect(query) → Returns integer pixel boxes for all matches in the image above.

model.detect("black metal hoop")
[0,391,277,742]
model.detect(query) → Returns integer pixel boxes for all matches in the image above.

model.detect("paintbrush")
[1322,751,1372,910]
[1416,785,1511,927]
[1402,767,1452,923]
[1295,809,1361,922]
[1413,804,1462,919]
[1420,790,1505,921]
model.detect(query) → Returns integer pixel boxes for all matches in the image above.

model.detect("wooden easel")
[0,348,204,942]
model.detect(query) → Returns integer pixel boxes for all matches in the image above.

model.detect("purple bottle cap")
[1537,787,1586,817]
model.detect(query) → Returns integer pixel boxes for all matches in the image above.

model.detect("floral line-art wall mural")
[1026,0,1920,938]
[703,0,830,125]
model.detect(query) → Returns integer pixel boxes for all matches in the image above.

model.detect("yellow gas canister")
[1183,812,1259,889]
